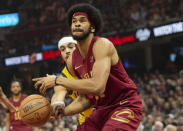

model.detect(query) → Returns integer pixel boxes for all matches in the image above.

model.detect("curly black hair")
[67,3,103,34]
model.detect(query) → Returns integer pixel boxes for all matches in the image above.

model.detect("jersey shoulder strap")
[61,66,74,79]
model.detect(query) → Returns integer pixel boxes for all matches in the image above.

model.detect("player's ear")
[91,25,95,33]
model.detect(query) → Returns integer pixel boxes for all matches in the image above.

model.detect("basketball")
[19,94,51,127]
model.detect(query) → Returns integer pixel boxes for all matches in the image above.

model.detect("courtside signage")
[136,28,151,41]
[107,35,135,45]
[0,13,19,27]
[153,22,183,37]
[5,55,29,66]
[5,53,42,66]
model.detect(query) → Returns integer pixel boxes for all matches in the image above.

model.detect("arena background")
[0,0,183,130]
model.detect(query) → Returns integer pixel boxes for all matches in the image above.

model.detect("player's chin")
[14,92,21,96]
[72,32,83,36]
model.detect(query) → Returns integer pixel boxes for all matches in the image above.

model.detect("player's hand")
[32,75,56,95]
[51,101,65,119]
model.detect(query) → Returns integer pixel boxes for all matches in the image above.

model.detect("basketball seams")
[21,97,46,107]
[20,95,51,126]
[21,103,50,118]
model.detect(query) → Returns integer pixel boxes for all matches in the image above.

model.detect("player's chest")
[74,55,95,79]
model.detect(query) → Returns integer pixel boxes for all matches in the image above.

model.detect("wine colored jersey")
[9,94,32,131]
[72,36,142,109]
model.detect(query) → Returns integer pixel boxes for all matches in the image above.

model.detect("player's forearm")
[63,95,91,116]
[51,86,67,103]
[56,76,102,95]
[0,101,8,109]
[1,96,16,112]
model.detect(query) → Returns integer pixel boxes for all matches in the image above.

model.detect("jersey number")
[14,107,21,120]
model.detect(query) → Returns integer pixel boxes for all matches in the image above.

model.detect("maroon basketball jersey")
[72,36,142,109]
[9,94,32,131]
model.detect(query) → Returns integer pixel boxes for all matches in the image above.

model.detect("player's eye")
[80,18,87,23]
[72,19,77,23]
[68,46,74,49]
[79,17,88,23]
[60,48,65,51]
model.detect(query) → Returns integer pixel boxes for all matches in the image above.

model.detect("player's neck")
[77,33,94,59]
[13,93,22,102]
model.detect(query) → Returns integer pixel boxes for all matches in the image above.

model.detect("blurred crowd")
[1,0,183,31]
[1,69,183,131]
[134,69,183,131]
[0,0,183,58]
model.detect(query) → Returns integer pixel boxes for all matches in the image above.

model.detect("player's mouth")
[65,55,70,60]
[73,28,83,32]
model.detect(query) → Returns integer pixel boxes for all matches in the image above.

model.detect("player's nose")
[65,48,70,54]
[75,21,81,27]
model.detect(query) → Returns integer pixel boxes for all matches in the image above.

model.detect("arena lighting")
[42,50,60,60]
[41,44,57,51]
[107,35,135,45]
[153,22,183,37]
[0,13,19,27]
[5,55,29,66]
[136,28,151,41]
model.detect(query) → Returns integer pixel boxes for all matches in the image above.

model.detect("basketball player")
[6,80,33,131]
[33,3,142,131]
[49,36,93,125]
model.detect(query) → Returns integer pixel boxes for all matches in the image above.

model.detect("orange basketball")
[20,94,51,127]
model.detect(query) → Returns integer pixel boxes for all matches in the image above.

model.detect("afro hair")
[67,3,103,34]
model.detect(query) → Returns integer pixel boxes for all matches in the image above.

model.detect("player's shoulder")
[94,37,114,55]
[96,37,113,45]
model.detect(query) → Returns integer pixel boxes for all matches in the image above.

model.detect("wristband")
[55,76,58,85]
[51,101,65,107]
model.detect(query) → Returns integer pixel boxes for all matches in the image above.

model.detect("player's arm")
[0,100,8,109]
[52,94,91,119]
[0,87,17,112]
[51,85,67,105]
[56,38,114,95]
[64,94,92,116]
[6,112,10,131]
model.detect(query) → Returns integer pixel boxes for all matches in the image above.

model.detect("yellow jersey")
[61,66,93,125]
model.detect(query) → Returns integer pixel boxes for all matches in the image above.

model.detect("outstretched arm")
[51,86,91,118]
[0,87,17,112]
[51,85,67,104]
